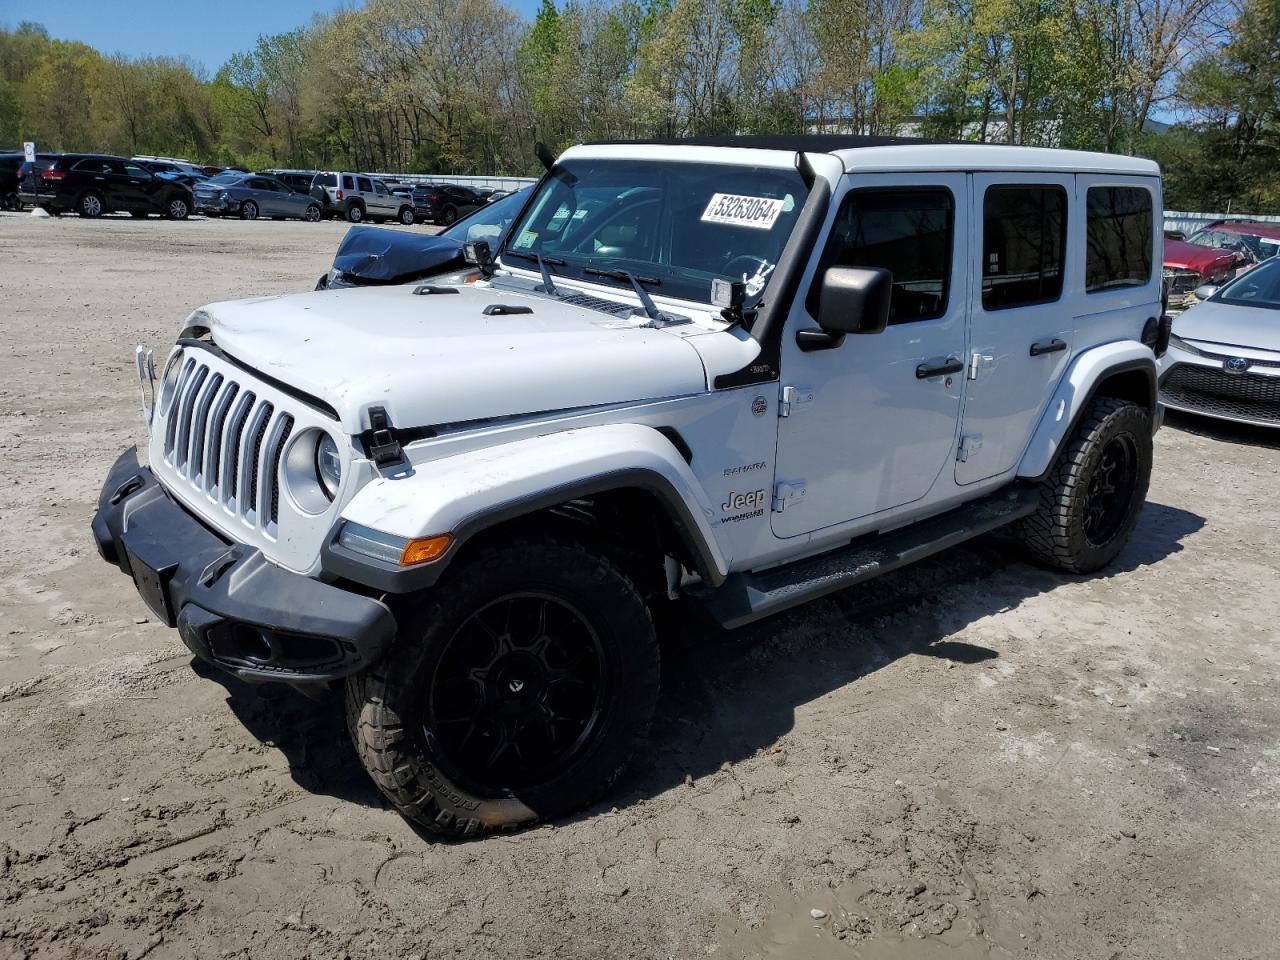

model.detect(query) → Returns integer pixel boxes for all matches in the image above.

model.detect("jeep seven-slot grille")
[162,358,295,531]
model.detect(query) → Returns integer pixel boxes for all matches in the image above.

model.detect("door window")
[982,185,1067,310]
[357,176,373,192]
[122,163,151,178]
[247,178,273,190]
[808,188,954,323]
[374,181,391,196]
[72,158,112,174]
[1086,186,1153,292]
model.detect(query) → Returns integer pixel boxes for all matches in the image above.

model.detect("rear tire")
[347,204,364,223]
[347,539,660,838]
[239,200,258,220]
[77,192,104,218]
[1012,397,1152,573]
[441,206,458,225]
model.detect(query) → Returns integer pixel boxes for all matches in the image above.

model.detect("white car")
[1159,257,1280,427]
[94,136,1167,838]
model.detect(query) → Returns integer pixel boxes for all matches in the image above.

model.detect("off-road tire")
[346,539,660,838]
[1013,397,1152,573]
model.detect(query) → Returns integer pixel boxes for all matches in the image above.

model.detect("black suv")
[1,152,22,210]
[263,170,320,194]
[413,183,487,224]
[19,153,194,219]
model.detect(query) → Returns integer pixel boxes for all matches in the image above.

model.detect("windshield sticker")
[701,193,785,230]
[513,230,537,250]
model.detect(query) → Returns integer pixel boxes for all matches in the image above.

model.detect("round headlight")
[158,350,186,414]
[315,434,342,500]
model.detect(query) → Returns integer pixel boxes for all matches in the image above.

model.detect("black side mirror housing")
[817,266,893,335]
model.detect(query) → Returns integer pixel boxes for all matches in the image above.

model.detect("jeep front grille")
[162,357,295,533]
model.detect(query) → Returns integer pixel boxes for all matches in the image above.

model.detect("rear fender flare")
[325,423,730,593]
[1018,341,1157,480]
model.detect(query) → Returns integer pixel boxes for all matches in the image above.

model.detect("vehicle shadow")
[192,659,387,810]
[192,499,1205,830]
[1162,409,1280,450]
[607,498,1206,816]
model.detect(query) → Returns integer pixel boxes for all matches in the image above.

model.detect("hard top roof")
[577,134,1158,176]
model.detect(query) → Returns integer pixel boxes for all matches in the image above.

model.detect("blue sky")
[2,0,542,73]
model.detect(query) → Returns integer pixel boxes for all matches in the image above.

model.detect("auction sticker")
[701,193,785,230]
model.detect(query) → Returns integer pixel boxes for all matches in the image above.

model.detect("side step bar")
[701,484,1041,629]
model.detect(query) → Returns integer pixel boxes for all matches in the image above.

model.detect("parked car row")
[3,150,521,226]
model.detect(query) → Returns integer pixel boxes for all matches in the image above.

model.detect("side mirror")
[1193,284,1218,301]
[817,266,893,335]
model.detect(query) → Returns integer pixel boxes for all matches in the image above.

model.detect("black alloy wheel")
[1082,434,1138,547]
[424,592,610,796]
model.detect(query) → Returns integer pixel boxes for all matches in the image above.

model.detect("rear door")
[955,174,1074,484]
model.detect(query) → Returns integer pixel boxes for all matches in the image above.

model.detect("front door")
[773,174,969,538]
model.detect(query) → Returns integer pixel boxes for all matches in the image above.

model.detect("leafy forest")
[1,0,1277,211]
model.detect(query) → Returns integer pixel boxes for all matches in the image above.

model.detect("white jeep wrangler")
[94,136,1170,837]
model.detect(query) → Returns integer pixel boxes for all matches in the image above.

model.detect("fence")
[1164,210,1280,236]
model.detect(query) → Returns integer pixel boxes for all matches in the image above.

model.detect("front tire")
[304,203,321,222]
[398,206,415,225]
[1013,397,1152,573]
[347,539,660,838]
[165,196,190,220]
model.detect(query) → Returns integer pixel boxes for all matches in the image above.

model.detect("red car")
[1164,220,1280,311]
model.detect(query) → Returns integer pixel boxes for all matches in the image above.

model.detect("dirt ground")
[1,210,1278,960]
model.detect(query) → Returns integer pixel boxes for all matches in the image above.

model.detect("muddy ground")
[1,211,1278,960]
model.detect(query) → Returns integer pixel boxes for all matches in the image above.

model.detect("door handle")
[916,357,963,379]
[1030,338,1067,357]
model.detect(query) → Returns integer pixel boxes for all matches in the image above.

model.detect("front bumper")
[1159,348,1280,428]
[92,447,396,683]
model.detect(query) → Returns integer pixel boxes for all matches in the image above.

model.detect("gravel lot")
[1,211,1279,960]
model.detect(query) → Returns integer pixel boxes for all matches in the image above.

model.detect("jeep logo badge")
[1224,357,1250,373]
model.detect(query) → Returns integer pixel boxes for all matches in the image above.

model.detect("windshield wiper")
[582,267,664,322]
[502,250,564,294]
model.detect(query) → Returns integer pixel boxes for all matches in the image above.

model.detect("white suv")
[310,171,416,224]
[95,136,1169,838]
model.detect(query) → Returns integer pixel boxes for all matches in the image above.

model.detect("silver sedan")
[1159,257,1280,427]
[193,173,322,221]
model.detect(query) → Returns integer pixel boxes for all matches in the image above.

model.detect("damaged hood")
[1163,238,1241,276]
[331,226,461,283]
[195,283,710,434]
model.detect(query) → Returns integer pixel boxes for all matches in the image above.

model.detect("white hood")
[198,283,712,434]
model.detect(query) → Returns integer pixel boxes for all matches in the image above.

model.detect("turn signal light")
[399,534,453,566]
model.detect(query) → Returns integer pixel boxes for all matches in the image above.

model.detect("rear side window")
[1086,186,1153,292]
[342,175,355,190]
[808,188,954,323]
[982,185,1067,310]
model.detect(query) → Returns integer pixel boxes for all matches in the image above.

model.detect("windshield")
[442,188,531,244]
[500,158,809,303]
[1216,258,1280,310]
[1188,227,1280,263]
